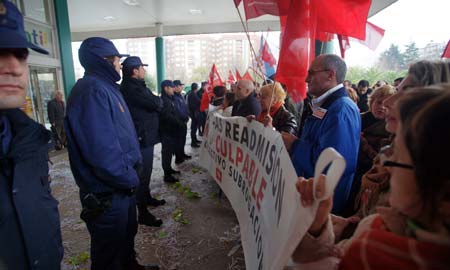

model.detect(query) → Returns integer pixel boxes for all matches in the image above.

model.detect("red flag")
[227,70,236,84]
[442,40,450,58]
[261,40,277,66]
[208,64,223,87]
[338,34,351,58]
[241,0,290,20]
[235,68,243,80]
[233,0,242,7]
[354,22,385,50]
[276,0,316,102]
[316,0,371,40]
[242,70,254,81]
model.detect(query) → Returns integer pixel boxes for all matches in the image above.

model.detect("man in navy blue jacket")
[232,79,262,117]
[0,1,63,269]
[120,56,164,228]
[173,79,191,164]
[284,54,361,215]
[159,80,184,183]
[65,38,158,270]
[187,82,201,147]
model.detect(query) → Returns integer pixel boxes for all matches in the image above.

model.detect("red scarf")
[257,102,283,123]
[339,216,450,270]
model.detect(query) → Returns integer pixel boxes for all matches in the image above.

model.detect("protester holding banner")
[284,54,361,215]
[256,82,298,135]
[291,85,450,270]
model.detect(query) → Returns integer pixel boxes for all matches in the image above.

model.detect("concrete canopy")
[69,0,397,41]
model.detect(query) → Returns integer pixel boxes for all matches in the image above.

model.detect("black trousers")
[161,135,176,175]
[175,124,187,161]
[136,145,154,206]
[87,194,137,270]
[190,112,199,143]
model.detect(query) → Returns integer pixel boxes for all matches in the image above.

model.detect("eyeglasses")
[307,69,330,76]
[383,160,414,170]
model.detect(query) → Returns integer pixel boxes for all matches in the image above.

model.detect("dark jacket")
[272,105,298,135]
[159,91,185,135]
[47,98,65,124]
[65,47,141,195]
[120,77,163,147]
[187,90,201,116]
[357,89,372,113]
[231,92,262,117]
[173,92,189,122]
[0,109,63,270]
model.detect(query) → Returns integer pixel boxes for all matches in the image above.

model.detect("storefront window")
[23,0,50,24]
[28,66,59,128]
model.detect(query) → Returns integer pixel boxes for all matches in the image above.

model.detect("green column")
[54,0,75,98]
[155,37,165,94]
[315,40,334,57]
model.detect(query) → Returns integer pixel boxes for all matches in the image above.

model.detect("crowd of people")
[1,0,449,269]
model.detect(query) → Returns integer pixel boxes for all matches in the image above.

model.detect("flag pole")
[235,6,266,81]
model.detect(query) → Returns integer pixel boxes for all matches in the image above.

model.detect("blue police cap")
[173,80,185,86]
[122,56,148,68]
[0,0,48,54]
[79,37,129,58]
[161,80,175,89]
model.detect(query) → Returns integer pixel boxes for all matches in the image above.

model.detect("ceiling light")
[189,9,203,15]
[103,16,116,22]
[123,0,140,6]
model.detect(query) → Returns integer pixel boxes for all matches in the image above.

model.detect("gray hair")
[408,60,450,87]
[318,54,347,84]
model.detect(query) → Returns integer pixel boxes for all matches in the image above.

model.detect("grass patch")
[68,251,89,266]
[170,182,201,200]
[172,209,189,225]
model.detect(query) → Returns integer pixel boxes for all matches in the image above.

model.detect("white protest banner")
[199,113,345,270]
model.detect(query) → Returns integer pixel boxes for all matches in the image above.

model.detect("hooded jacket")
[65,44,141,195]
[0,109,63,270]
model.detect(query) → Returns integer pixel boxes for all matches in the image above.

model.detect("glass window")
[23,0,50,24]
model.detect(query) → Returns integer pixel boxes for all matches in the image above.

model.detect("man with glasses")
[65,39,159,269]
[283,54,361,215]
[120,56,164,228]
[0,0,63,268]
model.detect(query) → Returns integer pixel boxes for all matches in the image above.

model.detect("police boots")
[137,206,163,227]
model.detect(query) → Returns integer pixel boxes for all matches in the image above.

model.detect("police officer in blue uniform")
[120,56,165,227]
[65,37,159,270]
[0,1,63,269]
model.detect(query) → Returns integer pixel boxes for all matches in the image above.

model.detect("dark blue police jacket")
[0,109,63,269]
[65,49,141,195]
[120,77,162,147]
[173,92,189,122]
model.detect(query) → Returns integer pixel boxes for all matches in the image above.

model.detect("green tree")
[346,66,406,86]
[378,44,405,72]
[402,42,420,69]
[144,74,157,93]
[189,66,209,83]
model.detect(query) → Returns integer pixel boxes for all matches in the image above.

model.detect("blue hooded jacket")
[65,38,141,195]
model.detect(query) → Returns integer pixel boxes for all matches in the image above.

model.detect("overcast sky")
[345,0,450,66]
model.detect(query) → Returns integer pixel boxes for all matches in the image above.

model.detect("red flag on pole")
[239,0,289,20]
[208,64,224,87]
[235,68,243,80]
[227,70,236,84]
[276,0,316,102]
[242,69,254,81]
[442,40,450,58]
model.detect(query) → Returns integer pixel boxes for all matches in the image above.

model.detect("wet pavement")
[49,137,245,270]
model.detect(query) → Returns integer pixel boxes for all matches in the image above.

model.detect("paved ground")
[50,141,245,270]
